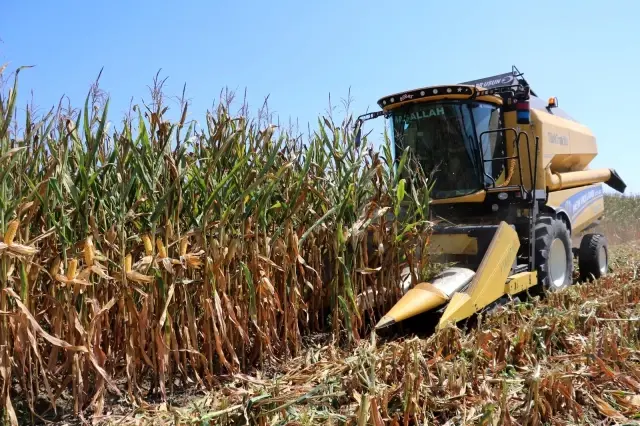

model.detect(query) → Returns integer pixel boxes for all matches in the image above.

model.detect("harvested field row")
[94,241,640,425]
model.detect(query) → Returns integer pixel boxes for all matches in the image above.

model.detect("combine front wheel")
[534,214,573,292]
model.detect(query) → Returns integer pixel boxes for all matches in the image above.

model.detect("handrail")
[477,127,539,199]
[478,128,522,191]
[516,130,533,198]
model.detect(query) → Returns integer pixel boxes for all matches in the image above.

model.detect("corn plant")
[602,192,640,244]
[0,66,433,422]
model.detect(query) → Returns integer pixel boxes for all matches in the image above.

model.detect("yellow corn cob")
[180,237,188,257]
[166,219,174,240]
[156,238,167,259]
[4,219,19,246]
[142,234,153,256]
[66,258,78,280]
[125,253,132,273]
[84,236,95,266]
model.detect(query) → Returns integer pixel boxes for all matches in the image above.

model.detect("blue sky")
[2,0,639,193]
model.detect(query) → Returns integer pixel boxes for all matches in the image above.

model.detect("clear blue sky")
[2,0,639,193]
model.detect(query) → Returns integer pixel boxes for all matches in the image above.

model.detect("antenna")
[511,65,537,97]
[512,65,525,80]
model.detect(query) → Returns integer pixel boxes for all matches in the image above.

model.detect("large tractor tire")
[578,233,609,282]
[534,214,573,292]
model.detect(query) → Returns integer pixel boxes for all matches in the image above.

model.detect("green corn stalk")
[0,64,439,419]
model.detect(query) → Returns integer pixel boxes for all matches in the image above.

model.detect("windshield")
[390,101,505,199]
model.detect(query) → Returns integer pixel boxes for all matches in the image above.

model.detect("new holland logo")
[565,199,573,216]
[562,186,604,219]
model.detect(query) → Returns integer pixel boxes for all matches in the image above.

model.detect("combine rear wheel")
[578,233,609,281]
[534,214,573,292]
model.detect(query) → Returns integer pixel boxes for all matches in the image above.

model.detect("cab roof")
[376,69,538,110]
[375,68,578,122]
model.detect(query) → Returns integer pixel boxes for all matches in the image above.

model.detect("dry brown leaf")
[5,288,88,352]
[222,292,249,344]
[7,243,38,256]
[3,392,18,426]
[591,395,626,420]
[126,270,154,284]
[370,397,385,426]
[158,283,176,329]
[206,299,232,373]
[88,297,117,341]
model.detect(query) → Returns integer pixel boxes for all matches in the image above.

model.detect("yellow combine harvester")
[355,66,627,331]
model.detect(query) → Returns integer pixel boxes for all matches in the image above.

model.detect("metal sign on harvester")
[460,72,515,89]
[460,71,538,96]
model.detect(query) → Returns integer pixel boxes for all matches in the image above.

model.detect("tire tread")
[533,213,573,292]
[578,233,608,281]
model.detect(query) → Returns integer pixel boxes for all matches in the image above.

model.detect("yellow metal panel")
[547,168,612,191]
[546,183,605,233]
[531,108,597,173]
[374,282,449,329]
[546,186,585,209]
[475,95,504,104]
[437,221,520,328]
[502,111,541,191]
[437,292,471,326]
[504,271,537,295]
[502,102,599,194]
[428,234,478,255]
[430,190,486,204]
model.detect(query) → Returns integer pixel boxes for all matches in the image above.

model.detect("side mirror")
[355,116,367,149]
[516,99,531,125]
[353,110,385,149]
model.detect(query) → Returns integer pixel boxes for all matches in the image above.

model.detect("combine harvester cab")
[355,66,627,331]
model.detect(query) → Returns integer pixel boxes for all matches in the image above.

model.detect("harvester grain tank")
[354,66,626,331]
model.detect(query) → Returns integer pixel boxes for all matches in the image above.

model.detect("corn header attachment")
[376,221,537,330]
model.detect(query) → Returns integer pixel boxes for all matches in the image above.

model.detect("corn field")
[602,192,640,244]
[0,66,437,422]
